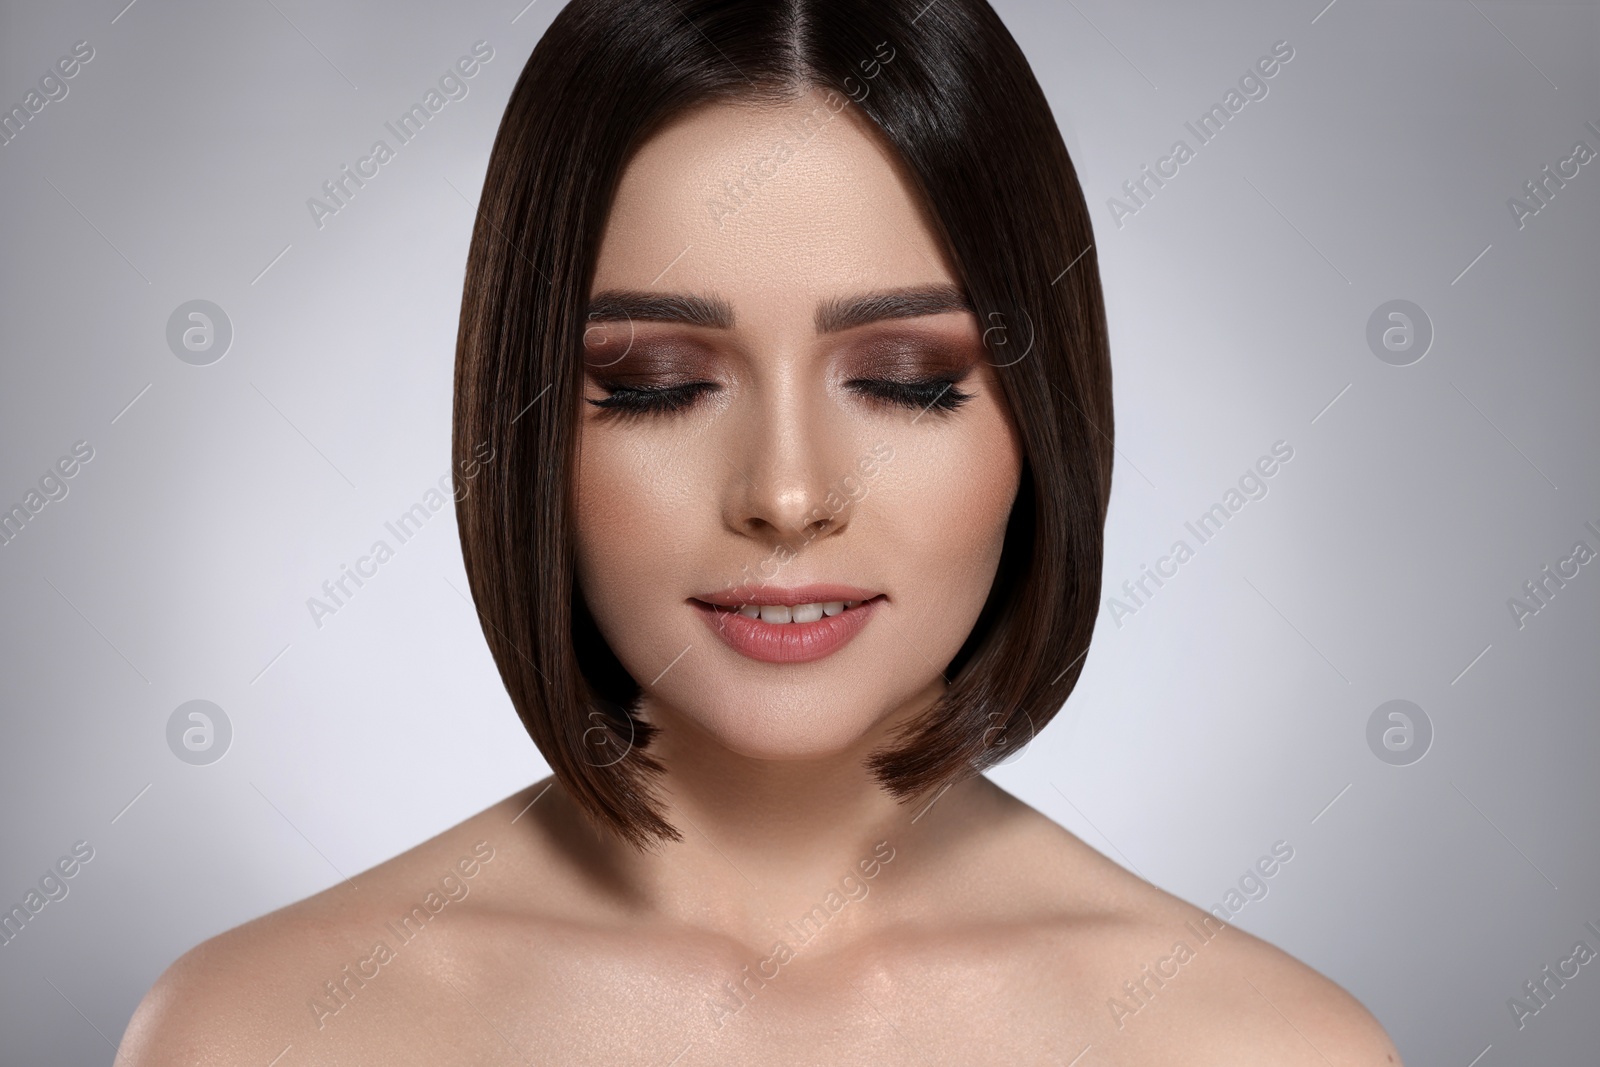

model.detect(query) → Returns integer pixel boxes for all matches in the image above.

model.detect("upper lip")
[692,583,883,608]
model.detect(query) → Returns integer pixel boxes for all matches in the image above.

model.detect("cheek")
[877,397,1021,612]
[574,443,699,706]
[573,430,700,628]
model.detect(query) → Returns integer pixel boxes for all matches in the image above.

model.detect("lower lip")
[691,597,884,664]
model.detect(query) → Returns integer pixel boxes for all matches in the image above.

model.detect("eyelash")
[849,376,974,414]
[586,377,975,419]
[587,382,713,418]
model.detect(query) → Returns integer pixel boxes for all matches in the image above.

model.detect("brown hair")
[453,0,1112,848]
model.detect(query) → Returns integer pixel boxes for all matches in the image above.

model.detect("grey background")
[1,0,1596,1063]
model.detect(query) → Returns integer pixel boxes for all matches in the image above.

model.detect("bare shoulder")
[976,788,1403,1065]
[116,782,545,1066]
[1188,920,1406,1066]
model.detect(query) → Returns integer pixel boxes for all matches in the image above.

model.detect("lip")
[689,586,885,664]
[693,583,880,608]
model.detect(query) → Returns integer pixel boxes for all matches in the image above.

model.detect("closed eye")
[586,381,718,419]
[585,375,975,420]
[846,376,973,415]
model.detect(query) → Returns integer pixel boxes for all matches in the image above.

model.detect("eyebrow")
[817,283,974,333]
[583,283,973,335]
[585,291,733,329]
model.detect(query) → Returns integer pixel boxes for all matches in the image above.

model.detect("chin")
[651,677,907,764]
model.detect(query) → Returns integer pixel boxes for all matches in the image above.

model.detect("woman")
[120,0,1403,1061]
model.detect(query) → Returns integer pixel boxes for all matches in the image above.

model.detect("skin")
[118,88,1404,1065]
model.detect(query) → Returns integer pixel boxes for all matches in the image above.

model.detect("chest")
[383,922,1103,1066]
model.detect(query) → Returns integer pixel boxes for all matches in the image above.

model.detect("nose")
[721,388,852,549]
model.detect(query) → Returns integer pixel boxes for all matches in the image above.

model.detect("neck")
[553,687,998,950]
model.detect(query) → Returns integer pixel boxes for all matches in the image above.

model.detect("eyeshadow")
[581,338,719,384]
[843,332,981,378]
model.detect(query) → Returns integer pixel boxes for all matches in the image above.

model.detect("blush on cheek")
[922,408,1022,560]
[876,424,1020,664]
[573,424,718,675]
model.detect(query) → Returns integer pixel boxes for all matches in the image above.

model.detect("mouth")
[688,587,885,664]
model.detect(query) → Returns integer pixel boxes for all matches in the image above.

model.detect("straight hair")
[453,0,1113,848]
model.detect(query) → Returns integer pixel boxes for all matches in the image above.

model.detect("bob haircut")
[453,0,1112,849]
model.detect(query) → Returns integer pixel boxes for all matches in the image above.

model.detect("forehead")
[591,88,960,321]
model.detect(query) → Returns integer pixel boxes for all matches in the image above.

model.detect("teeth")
[728,598,867,623]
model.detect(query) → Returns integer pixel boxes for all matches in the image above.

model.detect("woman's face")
[575,86,1024,762]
